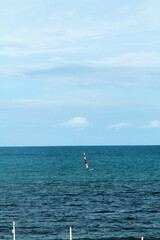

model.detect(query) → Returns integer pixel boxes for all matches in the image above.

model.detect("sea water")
[0,146,160,240]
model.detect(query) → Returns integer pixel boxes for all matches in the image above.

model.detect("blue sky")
[1,0,160,146]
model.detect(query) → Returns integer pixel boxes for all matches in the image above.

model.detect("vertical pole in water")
[70,227,72,240]
[12,222,15,240]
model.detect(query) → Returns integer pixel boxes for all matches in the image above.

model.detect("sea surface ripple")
[0,146,160,240]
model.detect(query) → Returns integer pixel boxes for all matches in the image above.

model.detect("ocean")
[0,146,160,240]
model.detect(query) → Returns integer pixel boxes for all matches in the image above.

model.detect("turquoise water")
[0,146,160,239]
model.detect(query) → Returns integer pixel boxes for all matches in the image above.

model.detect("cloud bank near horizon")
[61,117,90,130]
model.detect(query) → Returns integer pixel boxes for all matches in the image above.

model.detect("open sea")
[0,146,160,240]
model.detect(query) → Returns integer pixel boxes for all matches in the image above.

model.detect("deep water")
[0,146,160,240]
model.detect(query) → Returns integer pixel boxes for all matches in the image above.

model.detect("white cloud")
[62,117,90,129]
[140,120,160,128]
[87,52,160,67]
[0,0,160,62]
[107,122,135,131]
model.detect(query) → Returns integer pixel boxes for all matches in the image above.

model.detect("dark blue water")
[0,146,160,240]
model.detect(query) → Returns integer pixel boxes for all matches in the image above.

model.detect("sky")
[1,0,160,146]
